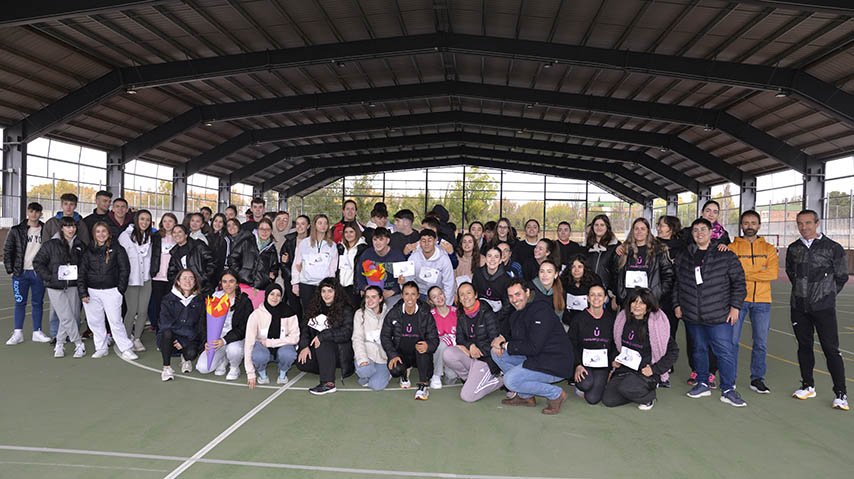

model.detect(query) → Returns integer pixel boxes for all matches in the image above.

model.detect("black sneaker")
[708,375,718,390]
[49,337,57,345]
[659,379,671,388]
[309,382,337,395]
[750,378,771,394]
[687,372,698,386]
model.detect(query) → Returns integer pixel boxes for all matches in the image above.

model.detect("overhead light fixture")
[368,101,376,108]
[659,146,669,152]
[516,128,525,134]
[775,88,790,98]
[204,121,213,127]
[703,124,713,132]
[336,60,345,68]
[526,103,534,109]
[125,87,137,95]
[543,60,558,69]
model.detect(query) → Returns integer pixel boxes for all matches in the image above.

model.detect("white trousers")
[195,340,245,374]
[83,288,133,353]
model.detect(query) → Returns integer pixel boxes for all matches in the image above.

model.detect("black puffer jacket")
[786,235,848,313]
[455,300,500,373]
[150,233,162,275]
[472,264,513,332]
[228,232,280,289]
[298,303,355,378]
[381,300,439,358]
[77,241,130,298]
[3,220,43,276]
[167,239,215,293]
[672,244,746,325]
[280,232,300,285]
[611,244,674,305]
[32,233,86,289]
[584,239,620,294]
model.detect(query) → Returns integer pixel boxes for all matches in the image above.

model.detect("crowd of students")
[4,192,849,413]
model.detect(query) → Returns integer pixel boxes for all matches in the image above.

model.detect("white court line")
[0,445,584,479]
[0,460,168,473]
[744,319,854,356]
[121,356,462,392]
[163,371,307,479]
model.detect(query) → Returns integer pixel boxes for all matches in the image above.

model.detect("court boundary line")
[163,371,307,478]
[120,356,463,392]
[744,319,854,356]
[0,460,169,473]
[0,445,586,479]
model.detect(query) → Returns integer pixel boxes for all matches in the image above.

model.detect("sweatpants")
[602,372,656,407]
[791,308,847,395]
[354,359,391,391]
[160,328,201,366]
[195,340,244,374]
[47,288,81,346]
[83,288,133,354]
[389,346,434,384]
[296,339,338,383]
[443,346,503,402]
[576,368,609,405]
[12,270,44,331]
[239,283,266,310]
[148,280,170,330]
[123,281,152,340]
[433,341,459,381]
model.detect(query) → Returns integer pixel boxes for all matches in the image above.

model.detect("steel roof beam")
[733,1,854,16]
[0,1,180,28]
[114,80,809,172]
[15,32,854,144]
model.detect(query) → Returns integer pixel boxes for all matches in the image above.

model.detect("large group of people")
[4,193,849,413]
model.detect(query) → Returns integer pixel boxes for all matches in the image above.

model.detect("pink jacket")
[244,304,300,380]
[614,309,671,383]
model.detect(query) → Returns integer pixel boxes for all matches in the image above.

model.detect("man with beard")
[728,211,778,395]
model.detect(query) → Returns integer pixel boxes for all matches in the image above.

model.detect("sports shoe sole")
[414,394,429,401]
[793,392,817,400]
[686,390,712,399]
[720,395,748,407]
[309,387,337,396]
[750,385,771,394]
[832,404,849,411]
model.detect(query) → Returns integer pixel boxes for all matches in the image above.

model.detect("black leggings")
[159,328,200,367]
[603,372,656,407]
[298,283,317,317]
[792,308,847,395]
[148,280,171,330]
[296,339,338,384]
[389,347,433,385]
[576,368,609,405]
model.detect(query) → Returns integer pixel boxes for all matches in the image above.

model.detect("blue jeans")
[491,350,564,400]
[685,322,738,391]
[251,342,298,376]
[12,270,44,331]
[734,302,771,381]
[354,359,391,391]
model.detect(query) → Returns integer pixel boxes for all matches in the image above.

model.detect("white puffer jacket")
[118,224,152,286]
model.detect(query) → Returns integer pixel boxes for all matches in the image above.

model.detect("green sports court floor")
[0,271,851,479]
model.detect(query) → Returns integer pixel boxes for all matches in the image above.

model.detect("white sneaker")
[6,330,24,345]
[132,338,146,352]
[414,383,429,401]
[400,368,411,389]
[638,399,655,411]
[226,366,240,381]
[214,362,228,376]
[73,343,86,358]
[92,349,108,359]
[257,372,270,385]
[832,393,849,411]
[161,367,174,382]
[429,375,442,390]
[793,385,817,400]
[32,330,51,343]
[277,371,289,385]
[54,344,65,358]
[120,349,139,361]
[181,357,193,373]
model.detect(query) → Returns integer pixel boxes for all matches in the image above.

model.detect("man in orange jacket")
[729,210,778,394]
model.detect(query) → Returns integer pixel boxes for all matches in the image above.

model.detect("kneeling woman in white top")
[196,270,254,380]
[245,284,300,389]
[352,285,391,391]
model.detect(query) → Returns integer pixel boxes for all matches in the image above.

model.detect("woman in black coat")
[167,224,215,296]
[227,218,280,309]
[611,218,674,307]
[159,269,205,381]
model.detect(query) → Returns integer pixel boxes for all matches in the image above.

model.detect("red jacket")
[332,220,364,243]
